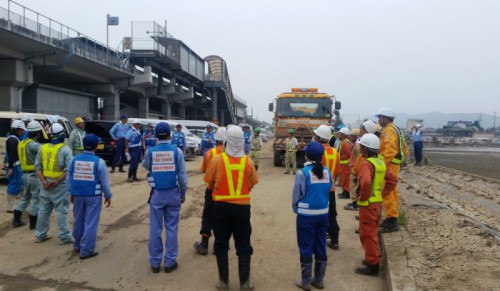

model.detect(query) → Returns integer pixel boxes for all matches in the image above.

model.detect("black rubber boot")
[295,262,312,290]
[255,166,259,171]
[127,169,133,182]
[355,263,379,276]
[29,215,37,230]
[12,210,26,228]
[215,254,230,290]
[311,260,327,289]
[239,255,254,290]
[380,218,400,233]
[133,169,141,181]
[193,236,209,255]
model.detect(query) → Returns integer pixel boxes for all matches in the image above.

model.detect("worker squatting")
[5,107,407,290]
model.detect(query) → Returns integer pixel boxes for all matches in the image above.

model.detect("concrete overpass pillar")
[162,101,172,120]
[211,88,218,120]
[0,87,20,111]
[178,103,186,119]
[104,92,120,120]
[138,97,149,118]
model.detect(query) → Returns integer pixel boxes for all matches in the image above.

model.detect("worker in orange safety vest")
[376,108,408,233]
[205,126,259,291]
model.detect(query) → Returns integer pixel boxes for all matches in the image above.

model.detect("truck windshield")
[276,98,331,118]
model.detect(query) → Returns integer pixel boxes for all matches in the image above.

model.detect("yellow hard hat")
[375,124,382,133]
[74,117,85,124]
[349,128,360,136]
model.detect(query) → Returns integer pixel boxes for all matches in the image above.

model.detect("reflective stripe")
[129,144,141,148]
[357,157,385,207]
[323,146,337,174]
[147,176,155,187]
[41,143,64,179]
[18,139,35,171]
[391,126,405,164]
[75,130,84,150]
[297,207,329,215]
[12,161,21,166]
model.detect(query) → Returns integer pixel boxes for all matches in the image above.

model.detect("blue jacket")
[68,152,112,198]
[126,128,142,147]
[171,131,187,151]
[292,163,331,216]
[201,132,215,150]
[146,143,179,190]
[143,130,157,148]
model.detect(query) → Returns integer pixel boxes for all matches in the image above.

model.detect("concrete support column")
[178,103,186,119]
[211,88,218,120]
[138,97,149,118]
[104,92,120,120]
[220,110,225,126]
[162,101,172,120]
[0,86,19,111]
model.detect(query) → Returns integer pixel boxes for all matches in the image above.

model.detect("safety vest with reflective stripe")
[338,139,350,165]
[296,164,331,216]
[74,129,85,150]
[41,143,64,179]
[212,153,250,202]
[70,154,102,196]
[204,147,222,187]
[322,146,337,176]
[378,125,405,165]
[357,157,385,207]
[18,139,35,172]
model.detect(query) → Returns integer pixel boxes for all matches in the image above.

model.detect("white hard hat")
[375,108,395,118]
[11,120,26,130]
[362,120,377,134]
[26,121,43,132]
[21,113,33,122]
[215,127,227,142]
[415,124,421,128]
[128,118,140,124]
[225,126,244,158]
[339,127,350,135]
[51,123,64,134]
[47,115,60,124]
[313,125,332,141]
[360,133,380,150]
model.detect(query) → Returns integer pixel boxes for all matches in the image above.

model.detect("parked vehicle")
[259,128,268,142]
[0,112,72,176]
[84,120,118,163]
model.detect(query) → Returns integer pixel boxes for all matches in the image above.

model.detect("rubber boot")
[193,236,209,255]
[311,260,327,289]
[239,255,254,291]
[29,215,37,230]
[215,254,230,290]
[133,169,141,181]
[355,263,379,276]
[380,218,399,233]
[255,166,258,171]
[295,262,312,290]
[12,210,26,227]
[127,169,133,182]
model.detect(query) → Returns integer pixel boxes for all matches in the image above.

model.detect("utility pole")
[494,111,497,129]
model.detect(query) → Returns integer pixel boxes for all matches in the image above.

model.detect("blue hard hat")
[83,134,101,149]
[155,122,170,136]
[304,142,325,160]
[120,114,128,119]
[147,123,153,127]
[206,124,212,129]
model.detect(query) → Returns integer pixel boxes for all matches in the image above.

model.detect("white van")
[131,118,200,158]
[175,120,219,139]
[0,112,72,176]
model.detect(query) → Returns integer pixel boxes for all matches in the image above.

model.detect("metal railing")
[0,0,133,74]
[131,21,178,61]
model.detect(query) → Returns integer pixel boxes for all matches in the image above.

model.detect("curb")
[380,231,417,291]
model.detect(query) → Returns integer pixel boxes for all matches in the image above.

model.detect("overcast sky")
[8,0,500,123]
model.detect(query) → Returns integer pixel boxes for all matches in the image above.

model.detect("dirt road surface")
[0,143,384,291]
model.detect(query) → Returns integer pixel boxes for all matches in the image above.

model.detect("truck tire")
[274,151,283,167]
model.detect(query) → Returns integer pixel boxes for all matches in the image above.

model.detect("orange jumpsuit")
[357,160,398,265]
[349,141,361,202]
[379,122,408,219]
[338,139,352,192]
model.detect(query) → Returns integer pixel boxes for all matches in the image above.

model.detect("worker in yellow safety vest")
[205,126,259,291]
[376,108,408,233]
[284,129,298,174]
[34,123,74,244]
[68,117,86,156]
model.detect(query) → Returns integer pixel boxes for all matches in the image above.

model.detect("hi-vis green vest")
[18,139,35,172]
[338,139,350,165]
[41,143,64,179]
[357,157,385,206]
[378,125,405,165]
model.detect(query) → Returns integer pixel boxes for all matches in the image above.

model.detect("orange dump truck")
[268,88,341,167]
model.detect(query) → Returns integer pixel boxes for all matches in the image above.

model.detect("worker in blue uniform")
[109,115,130,173]
[67,134,112,259]
[292,142,332,290]
[125,118,142,182]
[201,124,216,156]
[142,122,188,273]
[171,124,187,153]
[242,125,252,154]
[142,123,157,152]
[5,120,26,213]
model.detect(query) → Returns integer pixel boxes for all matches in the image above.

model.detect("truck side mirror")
[268,103,274,112]
[335,101,341,110]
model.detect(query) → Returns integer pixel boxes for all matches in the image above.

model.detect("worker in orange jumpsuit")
[194,127,227,255]
[355,133,398,276]
[344,128,360,210]
[336,127,352,199]
[376,108,408,233]
[205,126,259,291]
[313,125,341,250]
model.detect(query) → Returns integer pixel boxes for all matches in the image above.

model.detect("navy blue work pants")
[414,141,423,164]
[213,202,253,257]
[297,214,329,263]
[112,138,126,169]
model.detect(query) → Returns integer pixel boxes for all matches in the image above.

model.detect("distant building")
[443,121,474,137]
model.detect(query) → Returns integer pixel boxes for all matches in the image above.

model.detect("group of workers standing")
[5,107,410,290]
